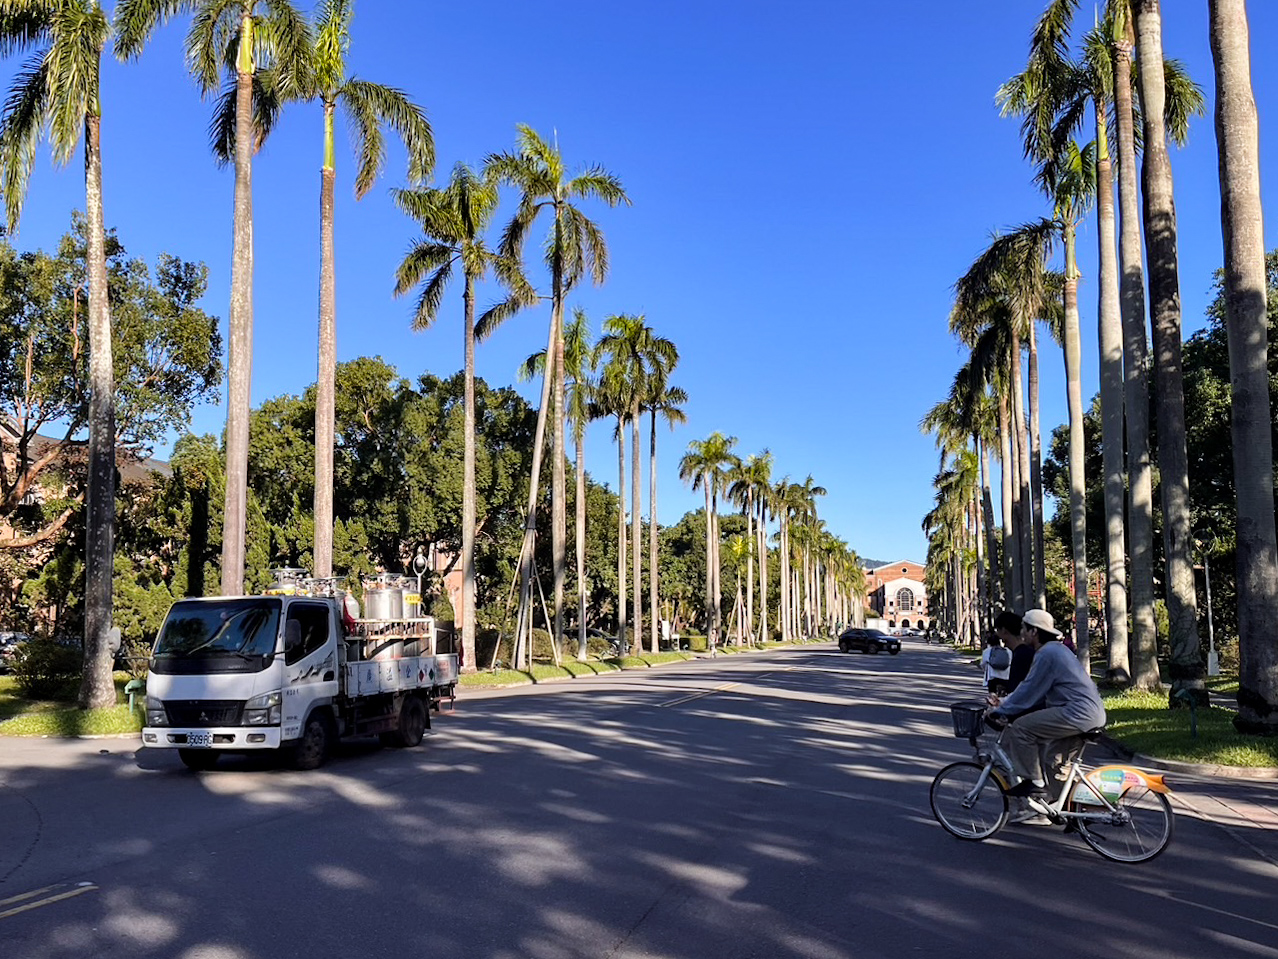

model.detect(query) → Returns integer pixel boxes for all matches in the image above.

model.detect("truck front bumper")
[141,727,284,750]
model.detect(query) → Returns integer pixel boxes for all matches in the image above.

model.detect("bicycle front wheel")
[930,761,1008,840]
[1077,783,1174,863]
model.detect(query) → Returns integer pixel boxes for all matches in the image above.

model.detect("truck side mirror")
[285,620,301,652]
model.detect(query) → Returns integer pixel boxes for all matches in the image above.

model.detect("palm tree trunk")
[979,440,999,618]
[575,430,588,661]
[630,406,642,656]
[515,300,560,667]
[551,251,567,655]
[617,416,628,647]
[220,46,256,597]
[648,412,660,654]
[712,489,723,645]
[1135,0,1201,698]
[79,108,116,710]
[1010,338,1034,607]
[462,276,478,672]
[758,499,769,642]
[745,491,755,644]
[1114,22,1156,687]
[1095,92,1131,676]
[1062,222,1089,661]
[1027,320,1046,608]
[1210,0,1278,733]
[997,393,1018,610]
[702,483,712,642]
[778,515,789,642]
[313,103,337,580]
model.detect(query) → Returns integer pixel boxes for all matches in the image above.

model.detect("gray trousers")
[1006,706,1086,784]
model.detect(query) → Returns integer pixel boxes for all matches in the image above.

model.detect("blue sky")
[6,1,1277,566]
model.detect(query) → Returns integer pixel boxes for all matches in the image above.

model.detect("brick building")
[864,560,930,631]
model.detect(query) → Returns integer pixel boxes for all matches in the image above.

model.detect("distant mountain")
[860,558,889,569]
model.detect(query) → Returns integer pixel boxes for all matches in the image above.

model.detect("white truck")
[141,593,458,770]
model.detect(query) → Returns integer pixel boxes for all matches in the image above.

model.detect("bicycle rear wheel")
[930,761,1008,840]
[1077,783,1174,863]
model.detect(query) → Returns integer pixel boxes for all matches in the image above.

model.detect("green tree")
[115,0,311,597]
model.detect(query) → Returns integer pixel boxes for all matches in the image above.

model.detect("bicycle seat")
[1081,727,1105,741]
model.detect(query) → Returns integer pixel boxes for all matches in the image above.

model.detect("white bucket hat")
[1022,608,1061,637]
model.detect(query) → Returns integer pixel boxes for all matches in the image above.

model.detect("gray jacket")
[991,641,1106,729]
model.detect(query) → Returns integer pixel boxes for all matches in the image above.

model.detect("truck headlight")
[243,690,282,726]
[145,695,168,727]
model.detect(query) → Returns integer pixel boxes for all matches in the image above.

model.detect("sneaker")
[1026,795,1055,815]
[1008,808,1050,825]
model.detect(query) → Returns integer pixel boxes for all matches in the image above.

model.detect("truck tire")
[178,749,219,771]
[290,713,333,770]
[389,696,427,748]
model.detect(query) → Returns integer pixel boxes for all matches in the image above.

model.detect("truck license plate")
[186,731,212,748]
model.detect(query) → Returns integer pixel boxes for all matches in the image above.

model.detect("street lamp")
[1194,530,1219,677]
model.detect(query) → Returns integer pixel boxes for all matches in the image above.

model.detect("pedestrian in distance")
[981,631,1012,694]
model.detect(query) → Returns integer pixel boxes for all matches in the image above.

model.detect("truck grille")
[165,700,244,727]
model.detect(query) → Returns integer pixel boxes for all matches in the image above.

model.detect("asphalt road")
[1,641,1276,959]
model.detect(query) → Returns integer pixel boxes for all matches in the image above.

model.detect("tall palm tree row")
[925,0,1278,723]
[679,433,738,647]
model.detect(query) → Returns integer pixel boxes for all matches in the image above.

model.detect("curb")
[1100,733,1278,781]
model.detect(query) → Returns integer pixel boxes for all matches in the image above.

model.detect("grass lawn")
[1102,688,1278,768]
[0,674,144,737]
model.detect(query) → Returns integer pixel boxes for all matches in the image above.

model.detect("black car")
[838,627,901,655]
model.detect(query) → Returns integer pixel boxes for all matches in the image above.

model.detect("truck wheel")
[178,749,219,771]
[391,696,428,748]
[290,713,333,770]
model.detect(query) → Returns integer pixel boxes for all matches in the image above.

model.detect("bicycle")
[929,701,1175,863]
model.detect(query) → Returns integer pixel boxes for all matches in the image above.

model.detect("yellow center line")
[0,883,98,921]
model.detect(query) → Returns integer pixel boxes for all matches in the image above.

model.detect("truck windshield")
[152,601,281,674]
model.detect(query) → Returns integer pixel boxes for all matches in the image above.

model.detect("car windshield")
[153,601,281,660]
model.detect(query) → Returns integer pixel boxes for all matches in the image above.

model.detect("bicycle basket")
[949,701,987,739]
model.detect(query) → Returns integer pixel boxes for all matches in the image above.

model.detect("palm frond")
[341,78,433,195]
[408,258,451,330]
[1161,57,1205,147]
[0,52,49,232]
[259,0,313,100]
[0,4,52,59]
[566,167,629,207]
[475,294,531,341]
[393,239,454,299]
[113,0,191,62]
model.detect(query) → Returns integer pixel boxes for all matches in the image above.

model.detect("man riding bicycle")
[984,608,1106,817]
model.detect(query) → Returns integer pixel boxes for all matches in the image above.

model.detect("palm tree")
[0,0,115,708]
[598,314,676,655]
[680,433,738,647]
[394,164,527,673]
[1209,0,1278,734]
[302,0,432,581]
[520,307,598,660]
[1133,0,1205,702]
[728,452,772,646]
[485,125,629,653]
[594,348,637,651]
[642,377,687,654]
[115,0,310,596]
